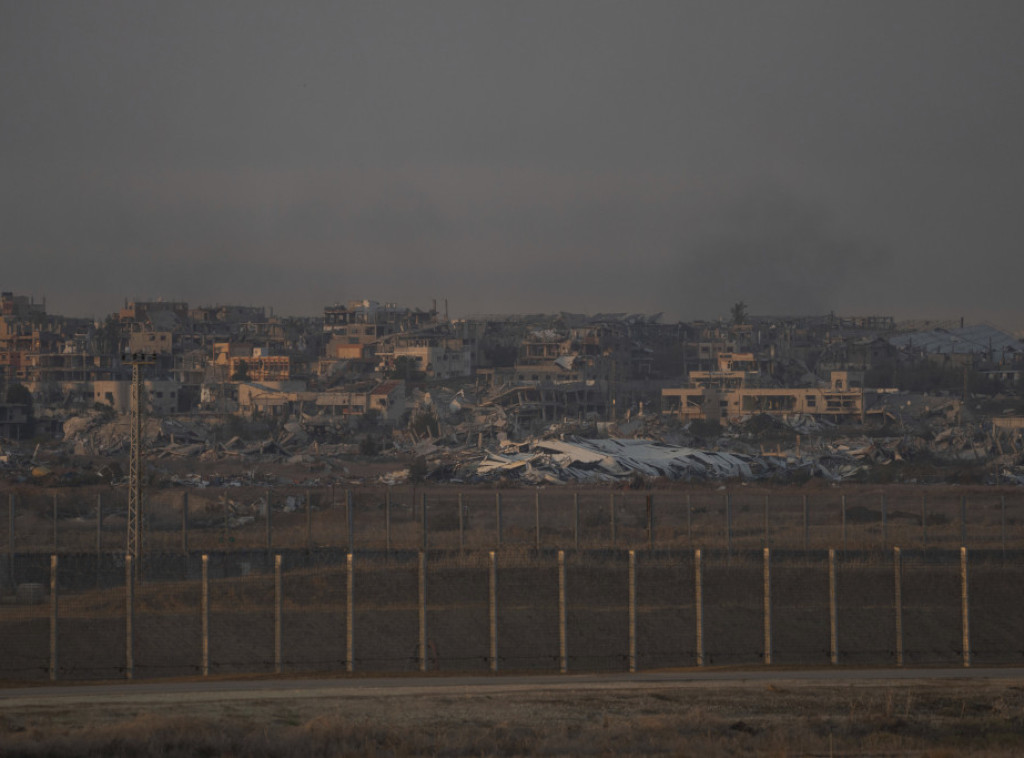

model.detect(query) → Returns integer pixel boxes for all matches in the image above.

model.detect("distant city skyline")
[3,2,1023,327]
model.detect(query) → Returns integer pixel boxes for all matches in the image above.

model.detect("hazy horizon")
[4,2,1023,328]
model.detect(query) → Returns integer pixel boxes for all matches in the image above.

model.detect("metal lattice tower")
[125,353,155,572]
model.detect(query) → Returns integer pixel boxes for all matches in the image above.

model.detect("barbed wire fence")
[2,487,1021,560]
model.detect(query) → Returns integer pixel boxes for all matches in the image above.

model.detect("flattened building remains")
[2,292,1024,484]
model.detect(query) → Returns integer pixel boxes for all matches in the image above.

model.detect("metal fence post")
[763,547,772,665]
[418,551,427,673]
[346,553,354,673]
[961,546,971,668]
[200,554,208,677]
[52,494,58,553]
[489,551,498,673]
[628,550,637,673]
[558,550,567,674]
[893,547,903,667]
[49,554,58,681]
[694,548,704,667]
[126,554,135,680]
[828,548,838,665]
[274,554,282,674]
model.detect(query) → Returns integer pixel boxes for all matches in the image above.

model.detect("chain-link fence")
[2,487,1022,562]
[2,546,1021,682]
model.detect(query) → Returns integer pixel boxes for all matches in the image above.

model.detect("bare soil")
[2,676,1024,756]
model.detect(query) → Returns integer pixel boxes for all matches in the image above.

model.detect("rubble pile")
[1,385,1022,489]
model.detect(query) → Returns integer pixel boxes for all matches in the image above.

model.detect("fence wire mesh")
[3,545,1022,682]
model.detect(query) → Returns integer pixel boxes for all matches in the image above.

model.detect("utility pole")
[124,351,155,577]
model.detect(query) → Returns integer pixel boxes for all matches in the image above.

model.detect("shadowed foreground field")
[2,676,1024,756]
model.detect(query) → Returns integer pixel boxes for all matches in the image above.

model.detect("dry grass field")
[2,676,1024,756]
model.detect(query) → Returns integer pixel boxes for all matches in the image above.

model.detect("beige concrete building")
[92,379,182,415]
[663,371,865,422]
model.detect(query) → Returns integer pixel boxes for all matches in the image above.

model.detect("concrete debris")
[4,382,1024,488]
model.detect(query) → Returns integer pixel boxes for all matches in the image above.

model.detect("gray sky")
[2,1,1023,325]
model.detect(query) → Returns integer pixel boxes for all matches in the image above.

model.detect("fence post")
[558,550,567,674]
[346,553,354,673]
[495,492,502,549]
[459,493,465,554]
[49,554,58,681]
[763,547,772,665]
[893,547,903,667]
[961,546,971,668]
[489,550,498,673]
[52,494,58,553]
[418,550,427,673]
[628,550,637,673]
[201,554,208,677]
[274,554,282,674]
[694,548,704,667]
[574,493,580,551]
[828,548,838,665]
[126,554,134,680]
[803,495,809,551]
[609,492,616,547]
[182,491,190,556]
[421,493,428,552]
[347,490,354,554]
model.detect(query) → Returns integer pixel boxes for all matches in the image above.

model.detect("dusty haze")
[2,2,1022,325]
